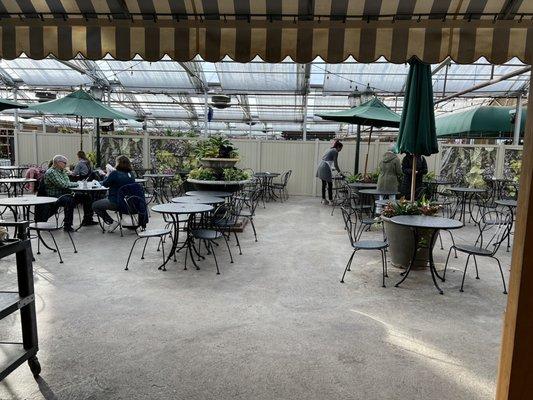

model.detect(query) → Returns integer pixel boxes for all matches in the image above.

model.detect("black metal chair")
[340,206,389,287]
[235,186,262,242]
[124,195,172,271]
[271,170,292,202]
[213,196,245,255]
[443,210,511,293]
[190,204,235,274]
[29,194,78,264]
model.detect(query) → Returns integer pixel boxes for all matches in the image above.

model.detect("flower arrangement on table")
[381,197,441,218]
[345,170,380,184]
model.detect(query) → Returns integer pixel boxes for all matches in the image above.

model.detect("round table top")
[390,215,463,230]
[185,190,232,198]
[495,199,517,208]
[424,179,454,185]
[348,182,377,188]
[135,178,147,183]
[492,177,514,182]
[172,195,225,205]
[0,166,26,170]
[143,173,175,179]
[152,203,213,215]
[449,187,487,193]
[71,186,108,192]
[254,172,280,178]
[0,178,36,184]
[0,196,57,206]
[359,189,399,196]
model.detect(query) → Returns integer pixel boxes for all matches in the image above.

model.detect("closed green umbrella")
[396,59,439,201]
[28,90,134,166]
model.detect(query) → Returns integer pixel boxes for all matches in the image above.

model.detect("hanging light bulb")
[348,86,361,108]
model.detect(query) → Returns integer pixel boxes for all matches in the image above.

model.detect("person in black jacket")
[400,153,428,200]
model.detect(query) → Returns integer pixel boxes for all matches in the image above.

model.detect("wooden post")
[496,73,533,400]
[410,156,416,202]
[363,126,373,176]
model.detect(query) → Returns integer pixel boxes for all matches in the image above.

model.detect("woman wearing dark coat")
[400,153,428,199]
[316,140,343,205]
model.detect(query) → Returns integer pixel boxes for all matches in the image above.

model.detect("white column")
[302,97,308,141]
[42,116,46,133]
[143,125,150,169]
[513,93,523,145]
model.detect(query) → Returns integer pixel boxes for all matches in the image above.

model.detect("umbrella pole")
[96,118,101,167]
[80,116,83,151]
[363,126,373,176]
[354,124,361,174]
[410,155,417,202]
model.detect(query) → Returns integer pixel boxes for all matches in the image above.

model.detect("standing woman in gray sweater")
[316,140,343,205]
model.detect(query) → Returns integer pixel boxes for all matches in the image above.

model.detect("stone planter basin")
[187,178,251,193]
[199,158,239,169]
[382,216,437,269]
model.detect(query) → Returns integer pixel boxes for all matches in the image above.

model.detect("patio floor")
[0,196,510,400]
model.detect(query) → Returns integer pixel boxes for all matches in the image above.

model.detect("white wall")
[14,131,520,197]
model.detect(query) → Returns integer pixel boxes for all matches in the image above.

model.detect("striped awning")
[0,0,532,64]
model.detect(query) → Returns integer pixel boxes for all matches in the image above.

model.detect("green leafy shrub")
[188,167,216,181]
[222,168,251,182]
[381,197,440,218]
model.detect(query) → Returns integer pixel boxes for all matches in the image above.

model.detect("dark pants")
[321,180,333,200]
[92,198,118,224]
[53,194,94,227]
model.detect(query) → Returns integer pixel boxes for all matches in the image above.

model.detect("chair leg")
[340,250,356,283]
[460,254,471,292]
[233,231,242,255]
[438,232,444,250]
[161,236,166,265]
[36,232,41,255]
[492,256,508,294]
[380,250,386,288]
[473,255,480,279]
[210,242,220,275]
[66,231,78,253]
[443,247,454,281]
[383,248,388,278]
[125,238,140,271]
[250,218,258,242]
[222,235,234,263]
[48,232,63,264]
[141,237,149,259]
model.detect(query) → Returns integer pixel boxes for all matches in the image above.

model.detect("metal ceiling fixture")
[211,94,231,109]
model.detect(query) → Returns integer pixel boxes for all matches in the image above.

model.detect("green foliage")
[222,168,251,182]
[425,171,436,182]
[86,152,97,166]
[381,197,441,218]
[510,159,522,182]
[345,171,379,183]
[188,167,216,181]
[194,135,239,159]
[155,150,178,171]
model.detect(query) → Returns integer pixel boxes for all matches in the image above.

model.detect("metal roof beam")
[179,61,208,93]
[0,65,17,87]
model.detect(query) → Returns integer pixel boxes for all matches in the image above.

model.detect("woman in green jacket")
[377,146,402,192]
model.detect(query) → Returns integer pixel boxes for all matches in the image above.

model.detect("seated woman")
[92,155,135,231]
[72,150,93,181]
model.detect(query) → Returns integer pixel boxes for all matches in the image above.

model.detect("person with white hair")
[44,154,97,232]
[376,145,402,193]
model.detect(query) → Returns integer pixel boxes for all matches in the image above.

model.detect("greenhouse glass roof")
[0,54,529,137]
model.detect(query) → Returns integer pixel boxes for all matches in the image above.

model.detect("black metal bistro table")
[172,195,225,206]
[144,173,175,204]
[151,203,213,271]
[449,187,486,223]
[254,172,280,202]
[423,179,453,200]
[347,182,377,190]
[0,165,27,178]
[392,215,463,294]
[185,190,232,198]
[358,189,399,215]
[71,186,108,230]
[0,178,36,197]
[0,196,57,222]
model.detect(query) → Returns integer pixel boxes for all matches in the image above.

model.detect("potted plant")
[381,198,441,269]
[187,136,251,192]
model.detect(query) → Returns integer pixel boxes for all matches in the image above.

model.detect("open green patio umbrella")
[0,98,27,112]
[396,59,439,201]
[28,90,134,166]
[317,97,401,174]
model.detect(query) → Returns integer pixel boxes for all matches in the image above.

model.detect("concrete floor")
[0,196,510,400]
